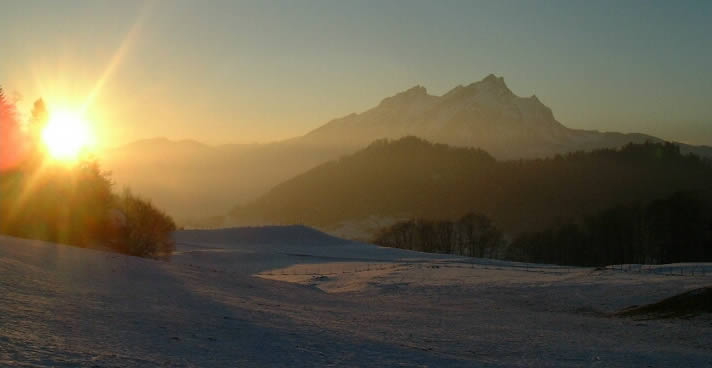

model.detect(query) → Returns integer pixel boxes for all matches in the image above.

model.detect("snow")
[1,228,711,367]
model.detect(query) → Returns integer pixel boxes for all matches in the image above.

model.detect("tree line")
[506,191,712,266]
[373,213,504,258]
[356,138,712,266]
[374,191,712,266]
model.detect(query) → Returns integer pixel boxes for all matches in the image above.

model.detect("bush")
[113,189,177,259]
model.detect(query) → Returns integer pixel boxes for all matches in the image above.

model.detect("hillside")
[3,231,712,366]
[177,225,354,247]
[229,137,712,239]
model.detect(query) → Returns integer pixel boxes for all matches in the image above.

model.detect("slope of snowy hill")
[176,225,354,247]
[2,228,712,367]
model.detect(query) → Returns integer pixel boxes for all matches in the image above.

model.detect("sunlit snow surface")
[1,227,711,367]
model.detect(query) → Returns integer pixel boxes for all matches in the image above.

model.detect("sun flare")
[41,110,93,161]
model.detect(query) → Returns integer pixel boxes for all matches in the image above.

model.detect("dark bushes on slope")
[0,161,177,259]
[113,189,176,259]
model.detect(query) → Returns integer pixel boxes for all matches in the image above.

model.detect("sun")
[42,110,93,162]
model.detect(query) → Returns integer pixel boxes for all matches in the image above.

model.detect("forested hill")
[229,137,712,237]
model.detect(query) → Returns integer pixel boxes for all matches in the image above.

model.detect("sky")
[1,0,711,148]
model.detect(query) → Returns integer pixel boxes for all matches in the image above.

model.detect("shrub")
[113,189,177,259]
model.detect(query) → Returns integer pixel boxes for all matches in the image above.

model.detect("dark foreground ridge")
[618,287,712,319]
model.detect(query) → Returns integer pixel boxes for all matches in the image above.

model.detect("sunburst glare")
[41,110,93,162]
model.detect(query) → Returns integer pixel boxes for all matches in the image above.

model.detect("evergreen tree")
[0,86,24,170]
[29,98,48,138]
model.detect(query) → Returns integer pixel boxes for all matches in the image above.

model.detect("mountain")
[228,137,712,240]
[99,75,712,224]
[302,74,708,159]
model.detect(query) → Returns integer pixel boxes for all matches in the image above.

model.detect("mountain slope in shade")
[229,137,712,240]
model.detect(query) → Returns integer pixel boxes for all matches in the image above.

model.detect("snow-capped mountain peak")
[474,73,509,90]
[378,85,431,107]
[302,74,709,160]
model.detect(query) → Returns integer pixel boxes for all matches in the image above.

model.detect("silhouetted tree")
[373,212,504,258]
[0,86,25,171]
[457,213,502,258]
[29,99,48,139]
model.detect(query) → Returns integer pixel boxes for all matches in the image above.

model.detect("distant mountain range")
[99,75,712,224]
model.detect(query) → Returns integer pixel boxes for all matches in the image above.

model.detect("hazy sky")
[2,0,711,147]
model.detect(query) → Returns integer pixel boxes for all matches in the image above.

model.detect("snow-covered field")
[1,226,711,367]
